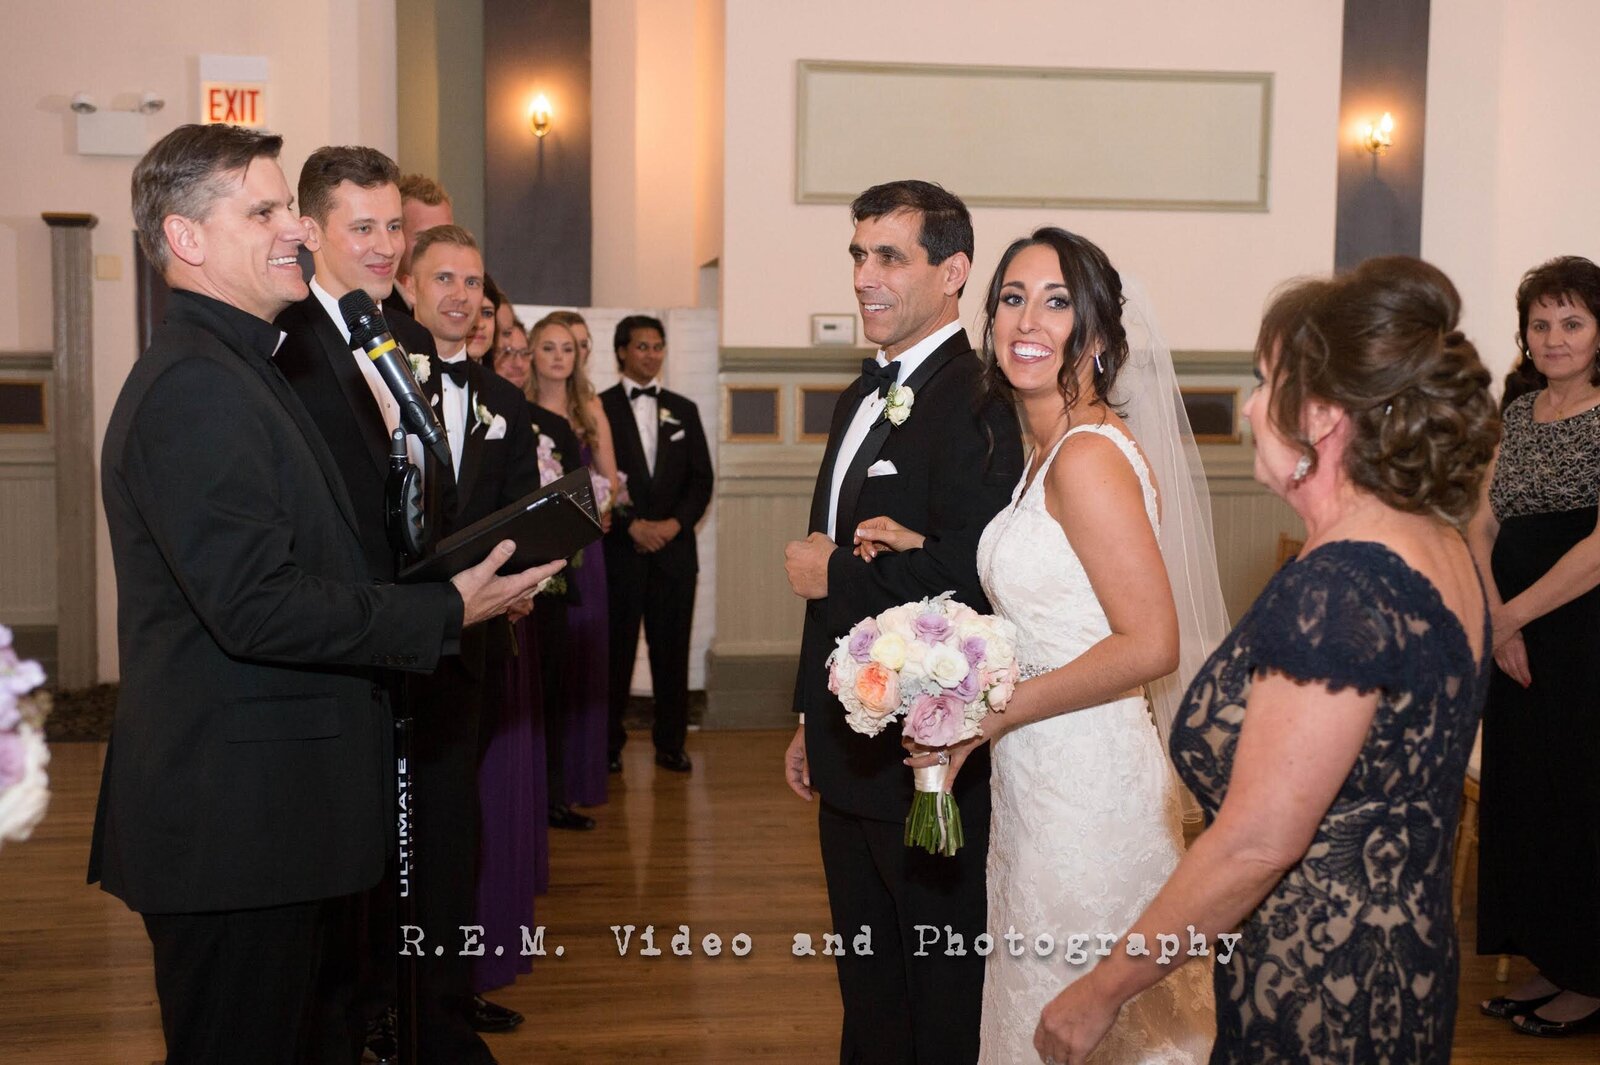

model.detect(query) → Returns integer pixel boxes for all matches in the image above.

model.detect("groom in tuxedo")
[784,180,1023,1063]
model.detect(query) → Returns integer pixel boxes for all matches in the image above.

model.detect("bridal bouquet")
[0,624,51,853]
[826,593,1018,856]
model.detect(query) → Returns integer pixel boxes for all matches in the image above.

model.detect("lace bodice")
[978,424,1159,671]
[1171,541,1489,1063]
[975,423,1213,1065]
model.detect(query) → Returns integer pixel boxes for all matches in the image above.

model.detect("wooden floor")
[0,733,1592,1063]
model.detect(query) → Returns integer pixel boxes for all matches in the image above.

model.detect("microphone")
[337,290,453,474]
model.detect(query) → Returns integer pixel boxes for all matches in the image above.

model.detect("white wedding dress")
[976,424,1215,1064]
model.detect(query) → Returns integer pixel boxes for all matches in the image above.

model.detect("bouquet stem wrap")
[905,763,963,857]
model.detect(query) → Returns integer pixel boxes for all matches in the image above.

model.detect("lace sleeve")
[1248,543,1403,696]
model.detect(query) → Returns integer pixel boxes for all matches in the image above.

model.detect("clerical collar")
[166,289,285,364]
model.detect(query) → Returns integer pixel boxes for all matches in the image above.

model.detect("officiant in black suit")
[782,180,1023,1065]
[600,316,715,773]
[90,123,558,1065]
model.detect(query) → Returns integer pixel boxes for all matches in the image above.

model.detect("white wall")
[591,0,724,309]
[1423,0,1600,383]
[0,0,397,681]
[721,0,1344,352]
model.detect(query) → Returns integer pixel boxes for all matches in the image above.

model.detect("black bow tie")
[858,358,898,397]
[629,384,659,400]
[439,359,470,386]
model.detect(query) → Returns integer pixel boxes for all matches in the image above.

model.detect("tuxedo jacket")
[275,294,441,580]
[89,290,462,914]
[599,383,715,574]
[793,329,1023,821]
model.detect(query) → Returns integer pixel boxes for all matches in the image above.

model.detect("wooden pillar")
[42,212,98,688]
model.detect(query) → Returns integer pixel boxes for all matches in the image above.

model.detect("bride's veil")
[1109,275,1232,823]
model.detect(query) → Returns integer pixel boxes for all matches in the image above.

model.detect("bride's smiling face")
[992,243,1082,396]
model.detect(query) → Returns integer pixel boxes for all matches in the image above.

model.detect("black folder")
[399,468,602,583]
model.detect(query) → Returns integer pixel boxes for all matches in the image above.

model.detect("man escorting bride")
[853,225,1224,1063]
[784,176,1227,1064]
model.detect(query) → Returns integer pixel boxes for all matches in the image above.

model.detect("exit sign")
[202,83,265,127]
[198,54,269,129]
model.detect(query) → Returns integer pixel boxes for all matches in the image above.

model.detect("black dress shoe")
[607,755,623,774]
[654,749,692,773]
[1512,1004,1600,1037]
[1481,991,1559,1019]
[466,994,524,1033]
[548,803,596,830]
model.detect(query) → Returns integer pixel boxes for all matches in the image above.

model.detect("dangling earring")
[1093,352,1105,374]
[1290,454,1312,484]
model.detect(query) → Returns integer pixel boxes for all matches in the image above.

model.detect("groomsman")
[783,180,1023,1064]
[398,223,544,1062]
[393,173,453,318]
[90,122,555,1065]
[600,316,715,773]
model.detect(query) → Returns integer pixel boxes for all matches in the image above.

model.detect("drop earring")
[1094,352,1105,374]
[1290,454,1313,484]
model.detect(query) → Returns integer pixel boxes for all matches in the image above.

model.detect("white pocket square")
[867,459,898,478]
[484,414,507,441]
[669,429,686,442]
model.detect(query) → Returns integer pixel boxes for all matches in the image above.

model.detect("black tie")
[629,384,659,400]
[858,358,898,398]
[439,359,470,386]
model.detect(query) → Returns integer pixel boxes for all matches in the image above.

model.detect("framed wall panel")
[798,385,846,442]
[0,380,48,433]
[1179,385,1240,445]
[725,385,782,442]
[798,60,1271,211]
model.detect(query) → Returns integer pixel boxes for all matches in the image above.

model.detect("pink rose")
[854,663,900,717]
[987,678,1016,712]
[903,693,964,747]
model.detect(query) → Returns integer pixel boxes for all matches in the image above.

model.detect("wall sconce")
[1362,112,1394,155]
[529,94,552,138]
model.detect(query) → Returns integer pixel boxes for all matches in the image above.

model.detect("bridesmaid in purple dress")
[545,311,616,805]
[470,317,549,996]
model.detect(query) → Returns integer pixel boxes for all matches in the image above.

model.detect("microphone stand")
[384,427,427,1065]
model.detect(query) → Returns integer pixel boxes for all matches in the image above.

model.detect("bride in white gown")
[855,228,1226,1063]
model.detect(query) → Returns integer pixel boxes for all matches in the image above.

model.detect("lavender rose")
[913,612,952,645]
[961,636,987,668]
[953,668,980,703]
[848,620,880,663]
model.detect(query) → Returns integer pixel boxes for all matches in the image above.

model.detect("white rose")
[926,644,971,688]
[899,640,929,681]
[869,633,907,671]
[879,604,918,640]
[0,725,50,850]
[408,352,431,384]
[985,630,1015,667]
[884,384,915,427]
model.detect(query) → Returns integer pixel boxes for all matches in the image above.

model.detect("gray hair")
[132,123,285,271]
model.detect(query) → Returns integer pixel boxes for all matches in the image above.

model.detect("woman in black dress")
[1032,257,1499,1065]
[1469,256,1600,1036]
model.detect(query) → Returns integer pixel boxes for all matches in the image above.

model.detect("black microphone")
[337,290,453,474]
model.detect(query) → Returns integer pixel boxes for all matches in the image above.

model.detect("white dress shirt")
[825,319,961,541]
[308,277,426,476]
[439,349,469,478]
[625,376,662,476]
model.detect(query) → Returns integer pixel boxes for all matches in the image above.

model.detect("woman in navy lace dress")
[1031,257,1500,1065]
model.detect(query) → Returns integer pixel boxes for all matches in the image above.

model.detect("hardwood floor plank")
[0,735,1591,1062]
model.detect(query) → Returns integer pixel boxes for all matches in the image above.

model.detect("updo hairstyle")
[1256,256,1499,525]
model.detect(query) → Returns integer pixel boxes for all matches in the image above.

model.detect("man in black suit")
[275,148,526,1056]
[90,123,557,1065]
[782,180,1023,1064]
[600,316,714,773]
[397,223,544,1062]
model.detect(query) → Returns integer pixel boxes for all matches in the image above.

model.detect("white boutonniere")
[659,407,681,428]
[475,401,507,440]
[883,383,915,427]
[408,351,431,384]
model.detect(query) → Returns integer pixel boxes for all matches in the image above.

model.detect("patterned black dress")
[1477,393,1600,996]
[1171,541,1490,1064]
